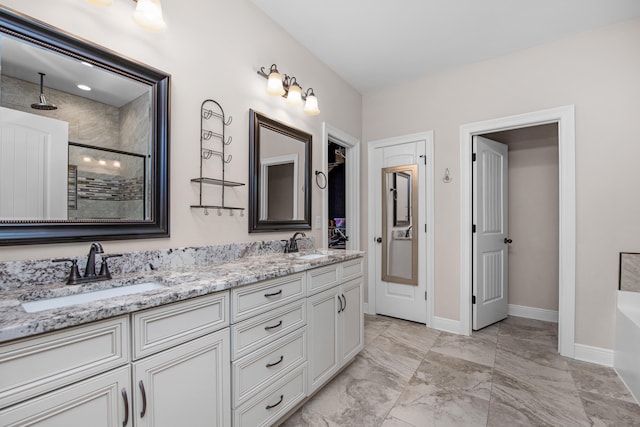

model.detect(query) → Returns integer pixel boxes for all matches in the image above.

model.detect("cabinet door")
[133,328,231,427]
[340,277,364,363]
[0,366,130,427]
[306,286,340,394]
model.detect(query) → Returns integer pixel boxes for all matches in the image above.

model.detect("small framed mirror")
[249,110,311,232]
[382,164,418,285]
[0,8,169,245]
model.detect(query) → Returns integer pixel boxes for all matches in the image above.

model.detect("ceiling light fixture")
[87,0,166,31]
[257,64,320,116]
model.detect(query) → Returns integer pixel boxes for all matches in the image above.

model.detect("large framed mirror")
[249,110,311,232]
[0,8,170,245]
[382,164,418,285]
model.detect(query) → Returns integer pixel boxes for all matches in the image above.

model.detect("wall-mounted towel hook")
[443,168,453,183]
[217,208,222,216]
[223,136,232,145]
[201,107,232,126]
[204,207,209,215]
[201,148,214,159]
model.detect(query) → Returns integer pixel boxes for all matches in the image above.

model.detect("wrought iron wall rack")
[191,99,244,215]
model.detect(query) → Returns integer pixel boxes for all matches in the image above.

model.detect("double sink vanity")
[0,244,365,426]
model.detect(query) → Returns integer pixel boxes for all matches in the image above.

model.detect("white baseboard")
[574,343,614,367]
[364,302,371,315]
[508,304,558,323]
[432,316,462,334]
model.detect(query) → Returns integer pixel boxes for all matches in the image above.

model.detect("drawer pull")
[341,294,347,312]
[264,320,283,331]
[264,289,283,298]
[139,380,147,418]
[265,394,284,410]
[266,355,284,368]
[121,388,129,427]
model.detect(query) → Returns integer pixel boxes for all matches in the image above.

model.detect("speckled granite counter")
[0,249,363,344]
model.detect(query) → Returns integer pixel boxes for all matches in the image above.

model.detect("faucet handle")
[52,258,81,285]
[281,240,290,253]
[98,254,122,279]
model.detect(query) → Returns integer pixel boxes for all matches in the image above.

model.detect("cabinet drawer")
[0,316,129,410]
[0,365,130,427]
[341,257,364,282]
[232,327,306,407]
[231,299,306,360]
[132,292,228,360]
[307,264,339,296]
[233,363,307,427]
[231,273,305,323]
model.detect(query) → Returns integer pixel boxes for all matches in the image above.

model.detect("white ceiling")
[251,0,640,94]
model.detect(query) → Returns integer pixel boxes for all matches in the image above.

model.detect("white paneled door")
[0,107,68,220]
[372,136,428,324]
[473,136,509,330]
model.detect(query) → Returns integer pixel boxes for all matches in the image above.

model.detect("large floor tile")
[430,331,497,368]
[381,318,439,353]
[384,351,492,427]
[568,359,637,403]
[487,369,590,427]
[579,390,640,426]
[497,316,557,347]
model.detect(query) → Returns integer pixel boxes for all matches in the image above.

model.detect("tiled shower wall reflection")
[619,252,640,292]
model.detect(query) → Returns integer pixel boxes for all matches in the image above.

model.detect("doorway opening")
[460,105,576,357]
[321,124,360,251]
[327,141,347,249]
[473,124,559,332]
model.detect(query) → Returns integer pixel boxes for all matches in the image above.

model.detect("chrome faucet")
[285,232,306,253]
[85,242,104,277]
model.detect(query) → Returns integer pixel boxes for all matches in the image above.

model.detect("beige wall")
[484,124,559,312]
[0,0,361,259]
[362,18,640,349]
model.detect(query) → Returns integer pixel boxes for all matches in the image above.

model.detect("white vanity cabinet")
[0,291,231,427]
[307,258,364,394]
[230,272,308,427]
[130,291,230,427]
[0,317,131,426]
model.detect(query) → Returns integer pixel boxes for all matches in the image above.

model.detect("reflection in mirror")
[382,164,418,285]
[0,8,169,245]
[249,110,311,232]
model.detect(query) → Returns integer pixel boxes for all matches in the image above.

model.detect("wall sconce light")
[258,64,320,116]
[86,0,166,31]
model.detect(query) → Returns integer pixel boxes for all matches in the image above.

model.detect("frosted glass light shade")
[304,93,320,115]
[287,83,303,106]
[87,0,113,5]
[133,0,167,31]
[266,71,285,96]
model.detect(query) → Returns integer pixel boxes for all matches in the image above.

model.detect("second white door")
[473,135,509,330]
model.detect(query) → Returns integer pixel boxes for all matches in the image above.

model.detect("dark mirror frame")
[249,110,311,233]
[0,8,170,246]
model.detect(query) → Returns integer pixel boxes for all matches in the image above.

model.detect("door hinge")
[424,224,427,233]
[419,154,426,165]
[472,153,477,162]
[472,224,476,233]
[472,295,476,304]
[425,291,427,300]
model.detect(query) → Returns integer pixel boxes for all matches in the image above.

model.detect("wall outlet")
[316,215,322,229]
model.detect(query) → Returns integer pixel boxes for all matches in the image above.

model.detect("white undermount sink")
[21,282,165,313]
[297,254,329,259]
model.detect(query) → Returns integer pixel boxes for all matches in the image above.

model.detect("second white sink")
[21,282,165,313]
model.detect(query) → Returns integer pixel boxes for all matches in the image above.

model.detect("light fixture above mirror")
[257,64,320,116]
[86,0,167,31]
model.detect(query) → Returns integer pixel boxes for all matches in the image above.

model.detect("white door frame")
[459,105,576,358]
[321,123,360,250]
[367,131,435,327]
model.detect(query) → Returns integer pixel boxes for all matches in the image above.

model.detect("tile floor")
[280,314,640,426]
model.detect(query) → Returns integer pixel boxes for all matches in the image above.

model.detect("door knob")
[504,238,513,244]
[376,237,382,243]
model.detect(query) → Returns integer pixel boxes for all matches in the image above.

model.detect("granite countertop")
[0,250,364,344]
